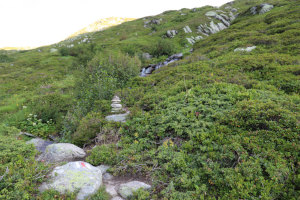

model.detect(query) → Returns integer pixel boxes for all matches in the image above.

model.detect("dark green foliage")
[149,38,176,57]
[72,112,104,146]
[30,93,72,130]
[86,144,118,166]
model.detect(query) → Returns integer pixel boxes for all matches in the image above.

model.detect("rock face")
[140,53,183,77]
[50,48,58,53]
[250,4,274,15]
[166,30,178,38]
[197,9,237,37]
[39,161,102,200]
[118,181,151,199]
[234,46,257,52]
[26,138,54,153]
[38,143,86,163]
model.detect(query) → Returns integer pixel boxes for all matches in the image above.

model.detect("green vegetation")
[0,0,299,199]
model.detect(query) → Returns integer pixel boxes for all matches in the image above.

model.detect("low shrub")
[86,144,118,166]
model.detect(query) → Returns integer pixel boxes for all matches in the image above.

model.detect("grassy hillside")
[0,0,299,199]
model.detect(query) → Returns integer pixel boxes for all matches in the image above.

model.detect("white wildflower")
[22,106,27,109]
[33,122,36,126]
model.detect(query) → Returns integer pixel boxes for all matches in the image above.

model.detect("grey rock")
[118,181,151,199]
[142,53,152,60]
[26,138,54,153]
[260,4,274,14]
[183,26,192,33]
[38,143,86,163]
[205,11,217,17]
[111,197,124,200]
[106,184,118,197]
[166,30,178,38]
[251,4,274,15]
[231,8,238,13]
[50,48,58,53]
[39,161,102,200]
[103,173,113,180]
[105,112,130,123]
[234,46,257,52]
[97,165,110,174]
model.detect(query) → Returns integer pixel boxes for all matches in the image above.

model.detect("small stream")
[140,53,183,77]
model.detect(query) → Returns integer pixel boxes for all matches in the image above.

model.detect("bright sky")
[0,0,231,48]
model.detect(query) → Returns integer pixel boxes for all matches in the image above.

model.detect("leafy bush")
[86,144,118,166]
[149,39,176,57]
[30,93,72,130]
[18,114,55,138]
[72,112,104,146]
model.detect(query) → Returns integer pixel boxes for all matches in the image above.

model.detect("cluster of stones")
[250,4,274,15]
[111,96,122,113]
[26,137,151,200]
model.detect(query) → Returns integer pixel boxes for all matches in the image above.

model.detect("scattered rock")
[166,30,178,38]
[186,36,203,45]
[26,138,54,153]
[38,143,86,163]
[250,4,274,15]
[97,165,110,174]
[205,11,218,17]
[234,46,257,52]
[260,4,274,14]
[142,53,152,60]
[105,112,130,123]
[118,181,151,199]
[144,18,162,27]
[39,161,102,200]
[183,26,192,33]
[103,173,113,180]
[50,48,58,53]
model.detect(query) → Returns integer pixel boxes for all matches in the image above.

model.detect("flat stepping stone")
[39,161,102,200]
[118,181,151,199]
[38,143,86,163]
[105,112,129,123]
[26,138,54,153]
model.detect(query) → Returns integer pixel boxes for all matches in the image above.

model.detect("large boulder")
[250,4,274,15]
[39,161,102,200]
[26,138,54,153]
[118,181,151,199]
[38,143,86,163]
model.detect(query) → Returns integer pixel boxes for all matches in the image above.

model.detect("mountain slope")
[0,0,299,199]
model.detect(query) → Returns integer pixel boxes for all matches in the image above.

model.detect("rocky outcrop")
[144,18,162,28]
[38,143,86,163]
[197,9,237,37]
[234,46,257,52]
[250,4,274,15]
[183,26,192,33]
[166,30,178,38]
[118,181,151,199]
[140,53,183,77]
[39,161,102,200]
[186,36,203,45]
[26,138,54,153]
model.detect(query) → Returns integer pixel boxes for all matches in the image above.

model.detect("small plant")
[18,114,55,138]
[86,144,118,166]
